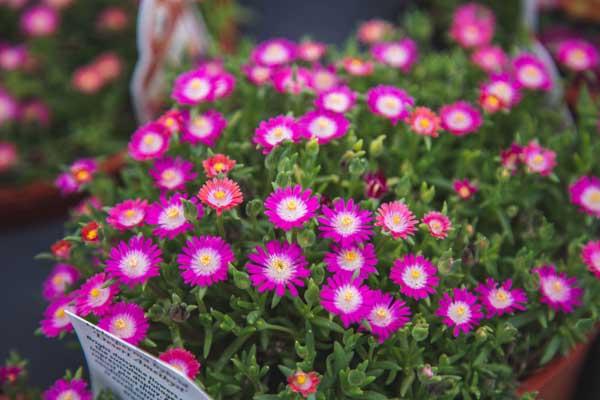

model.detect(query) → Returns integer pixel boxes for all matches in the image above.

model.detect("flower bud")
[369,135,386,157]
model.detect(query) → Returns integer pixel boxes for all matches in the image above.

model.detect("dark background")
[1,0,599,397]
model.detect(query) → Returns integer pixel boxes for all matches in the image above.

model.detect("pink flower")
[407,107,441,137]
[171,69,214,105]
[0,44,27,71]
[366,85,414,124]
[107,199,148,231]
[43,378,92,400]
[581,240,600,278]
[181,109,226,147]
[479,74,521,112]
[146,194,203,239]
[272,66,311,95]
[253,115,301,154]
[128,122,170,161]
[299,109,349,144]
[197,177,244,215]
[308,65,340,93]
[324,243,377,281]
[364,170,388,199]
[149,157,197,192]
[390,253,439,299]
[449,3,495,48]
[211,71,236,100]
[159,348,201,379]
[513,53,552,91]
[439,101,482,136]
[106,236,163,286]
[202,154,236,178]
[371,39,418,72]
[314,85,356,114]
[288,371,320,398]
[320,274,371,327]
[342,57,374,76]
[157,109,183,134]
[246,240,310,297]
[0,89,20,125]
[375,201,417,240]
[54,158,98,195]
[298,41,327,62]
[318,198,373,245]
[357,19,393,44]
[534,265,582,313]
[93,51,123,82]
[98,302,149,345]
[75,273,118,317]
[500,144,523,173]
[569,176,600,218]
[366,290,411,343]
[0,141,18,172]
[20,6,59,37]
[476,278,527,317]
[40,297,75,338]
[436,288,484,337]
[264,185,320,231]
[178,236,234,287]
[521,141,556,176]
[556,39,599,72]
[251,38,297,67]
[21,100,51,126]
[453,179,478,200]
[242,63,273,85]
[471,45,508,73]
[422,211,452,239]
[42,264,79,301]
[72,66,104,94]
[96,6,128,31]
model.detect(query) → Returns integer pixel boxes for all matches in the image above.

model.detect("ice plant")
[407,107,441,137]
[471,45,507,73]
[72,66,104,94]
[341,57,374,76]
[521,141,556,176]
[363,170,388,199]
[171,69,214,105]
[436,288,483,337]
[512,53,552,91]
[449,3,495,48]
[476,279,527,317]
[50,240,71,259]
[43,378,92,400]
[177,236,234,287]
[149,157,198,192]
[390,253,439,299]
[314,86,356,114]
[198,177,243,215]
[98,302,149,345]
[323,243,378,280]
[105,236,163,286]
[439,101,482,137]
[242,63,273,85]
[453,179,478,200]
[106,199,148,231]
[299,109,349,144]
[569,176,600,218]
[253,115,301,154]
[75,273,117,317]
[297,41,327,62]
[202,154,236,178]
[40,298,75,338]
[480,74,521,112]
[0,141,18,172]
[556,39,599,72]
[357,19,393,44]
[251,38,297,67]
[534,265,582,313]
[80,221,100,244]
[264,185,320,231]
[146,194,202,239]
[287,371,320,398]
[581,241,600,279]
[181,109,226,147]
[246,240,310,297]
[366,85,414,124]
[308,65,340,93]
[42,264,79,301]
[500,144,523,173]
[159,348,201,380]
[20,5,59,37]
[318,198,373,245]
[366,290,411,343]
[320,274,371,328]
[375,201,417,240]
[371,39,418,72]
[157,109,183,135]
[128,122,170,161]
[422,211,452,239]
[272,66,311,95]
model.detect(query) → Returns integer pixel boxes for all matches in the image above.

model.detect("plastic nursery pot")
[517,327,599,399]
[0,151,125,229]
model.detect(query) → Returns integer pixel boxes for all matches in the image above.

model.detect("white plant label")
[66,311,211,400]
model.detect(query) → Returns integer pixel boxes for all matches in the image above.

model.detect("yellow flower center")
[553,281,563,292]
[411,269,421,279]
[316,118,329,129]
[189,78,203,89]
[272,259,286,270]
[295,373,307,385]
[376,308,388,318]
[214,162,225,172]
[165,117,175,127]
[350,59,362,68]
[272,127,284,139]
[86,230,98,240]
[200,254,212,265]
[162,170,176,181]
[495,290,507,301]
[459,187,471,198]
[344,251,357,262]
[383,98,398,109]
[167,208,180,218]
[114,318,126,330]
[286,200,298,211]
[589,191,600,203]
[418,118,431,129]
[392,214,402,225]
[124,209,136,218]
[455,305,466,316]
[486,95,500,108]
[213,190,226,200]
[55,308,66,318]
[90,288,101,298]
[63,393,73,400]
[570,49,586,63]
[341,216,354,227]
[344,291,354,302]
[453,112,466,123]
[143,135,155,145]
[52,275,64,285]
[74,169,90,182]
[430,221,442,232]
[193,117,208,128]
[532,154,544,166]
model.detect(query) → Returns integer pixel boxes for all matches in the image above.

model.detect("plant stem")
[214,333,252,372]
[217,214,226,238]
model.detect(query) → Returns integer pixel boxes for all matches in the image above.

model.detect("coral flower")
[70,158,97,185]
[366,85,414,124]
[242,63,273,85]
[106,199,148,231]
[272,67,312,95]
[20,6,59,37]
[43,264,79,301]
[476,278,527,317]
[298,41,327,62]
[408,107,441,137]
[342,57,374,76]
[246,241,310,297]
[198,177,243,215]
[106,236,163,286]
[521,141,556,176]
[146,194,203,239]
[264,185,320,231]
[320,274,371,327]
[202,154,236,178]
[480,74,521,112]
[149,157,197,192]
[251,38,297,67]
[43,378,92,400]
[357,19,393,44]
[569,176,600,218]
[318,198,373,245]
[390,253,439,299]
[40,298,75,338]
[371,39,418,72]
[534,265,582,313]
[75,273,118,317]
[253,115,301,154]
[500,144,523,173]
[157,109,183,134]
[98,302,149,345]
[81,221,100,243]
[171,69,214,105]
[314,86,356,114]
[422,211,452,239]
[181,109,226,147]
[159,348,201,380]
[513,53,552,91]
[471,45,508,73]
[72,66,104,94]
[439,101,482,136]
[51,240,71,259]
[299,109,349,144]
[436,288,484,337]
[324,243,378,281]
[178,236,234,287]
[128,122,170,161]
[366,290,411,343]
[581,240,600,278]
[288,371,320,398]
[556,39,599,72]
[453,179,478,200]
[375,201,417,240]
[0,141,18,172]
[96,6,128,31]
[94,52,122,82]
[449,3,495,48]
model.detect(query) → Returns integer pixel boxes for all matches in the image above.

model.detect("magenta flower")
[375,201,417,240]
[569,176,600,218]
[98,302,149,345]
[75,273,118,317]
[314,85,356,114]
[513,53,552,91]
[253,115,301,154]
[480,74,522,111]
[308,65,340,93]
[146,194,203,239]
[43,378,92,400]
[371,39,418,72]
[318,198,373,245]
[556,39,599,72]
[320,274,371,328]
[106,199,148,231]
[436,288,484,337]
[272,66,312,95]
[128,122,170,161]
[0,44,27,71]
[20,6,59,37]
[453,179,478,200]
[500,144,523,173]
[0,89,20,125]
[439,101,482,136]
[299,109,349,144]
[422,211,452,239]
[534,265,582,313]
[171,69,214,105]
[366,290,411,343]
[251,38,297,67]
[149,156,197,191]
[471,45,507,73]
[476,278,527,317]
[298,41,327,62]
[390,253,439,299]
[324,243,377,280]
[521,141,556,176]
[180,109,226,147]
[449,3,495,48]
[178,236,234,287]
[212,71,236,100]
[366,85,414,124]
[264,185,320,231]
[581,240,600,279]
[246,240,310,297]
[106,236,163,286]
[242,63,273,85]
[40,297,75,338]
[42,264,80,301]
[159,348,201,380]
